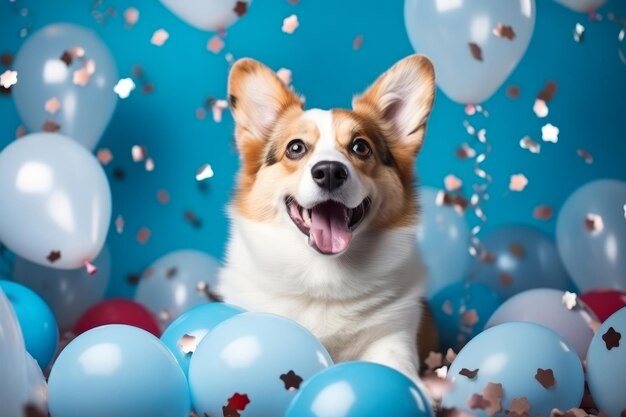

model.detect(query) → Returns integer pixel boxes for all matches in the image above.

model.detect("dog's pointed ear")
[228,58,302,142]
[352,54,435,154]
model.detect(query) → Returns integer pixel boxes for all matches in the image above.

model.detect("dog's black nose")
[311,161,349,191]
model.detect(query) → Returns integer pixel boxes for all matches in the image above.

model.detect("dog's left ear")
[352,54,435,154]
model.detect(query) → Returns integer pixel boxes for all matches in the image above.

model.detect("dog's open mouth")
[286,197,371,255]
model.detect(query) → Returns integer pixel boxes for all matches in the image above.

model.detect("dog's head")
[228,55,435,256]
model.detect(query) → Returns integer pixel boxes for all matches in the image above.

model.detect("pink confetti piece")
[84,260,98,276]
[70,46,85,59]
[44,97,61,114]
[114,78,136,99]
[519,136,541,154]
[212,99,229,122]
[131,145,146,162]
[157,189,170,205]
[509,174,528,192]
[96,148,113,165]
[577,148,593,164]
[196,164,214,181]
[137,227,151,244]
[151,29,169,46]
[115,214,124,234]
[72,59,96,87]
[0,70,17,88]
[465,104,476,116]
[124,7,139,27]
[277,68,292,86]
[444,174,462,191]
[353,34,364,50]
[533,205,553,220]
[533,99,549,118]
[442,300,453,315]
[541,123,559,143]
[207,35,225,54]
[282,14,299,34]
[145,157,155,172]
[574,22,585,43]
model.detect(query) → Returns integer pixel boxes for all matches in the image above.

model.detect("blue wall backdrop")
[1,0,625,297]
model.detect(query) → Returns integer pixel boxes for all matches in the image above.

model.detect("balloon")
[24,352,48,415]
[553,0,606,13]
[586,307,626,417]
[161,302,245,377]
[404,0,536,104]
[443,322,584,417]
[417,187,471,296]
[556,179,626,292]
[135,249,221,326]
[0,287,28,417]
[285,362,434,417]
[486,288,597,361]
[580,289,626,322]
[0,280,59,369]
[48,325,190,417]
[430,282,501,352]
[160,0,253,31]
[468,225,571,299]
[188,312,333,417]
[73,299,161,337]
[0,133,112,269]
[12,246,111,331]
[12,23,118,150]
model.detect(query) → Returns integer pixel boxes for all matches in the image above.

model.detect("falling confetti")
[585,213,604,234]
[42,120,60,132]
[533,205,553,220]
[445,348,457,364]
[115,214,124,234]
[492,23,515,40]
[233,1,248,17]
[184,210,202,228]
[207,35,225,54]
[535,368,556,389]
[577,148,593,164]
[602,326,621,350]
[456,143,476,160]
[533,99,549,118]
[444,174,462,191]
[124,7,139,27]
[195,108,206,120]
[226,393,250,412]
[44,97,61,114]
[574,23,585,43]
[509,243,525,258]
[500,273,513,286]
[151,29,169,46]
[157,189,170,205]
[468,394,491,411]
[282,14,299,34]
[131,145,147,162]
[538,81,558,102]
[277,68,292,86]
[0,69,17,88]
[136,227,151,244]
[212,99,229,122]
[509,174,528,192]
[459,368,479,379]
[178,334,198,354]
[520,136,541,154]
[145,157,155,172]
[506,85,520,99]
[96,148,113,165]
[541,123,559,143]
[562,291,578,310]
[462,310,479,326]
[196,281,222,302]
[279,370,303,390]
[468,43,483,61]
[353,34,364,50]
[508,397,531,415]
[15,125,26,138]
[425,351,443,370]
[623,204,626,219]
[442,300,454,315]
[47,250,61,263]
[196,164,214,181]
[483,383,503,417]
[114,78,136,99]
[435,366,448,379]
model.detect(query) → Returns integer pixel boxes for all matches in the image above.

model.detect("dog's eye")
[351,138,372,159]
[286,139,307,160]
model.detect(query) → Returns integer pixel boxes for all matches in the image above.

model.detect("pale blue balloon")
[161,302,245,377]
[443,322,584,417]
[586,307,626,417]
[188,312,333,417]
[135,249,222,326]
[0,133,112,270]
[285,362,434,417]
[12,23,118,150]
[48,325,190,417]
[556,179,626,293]
[404,0,536,104]
[417,187,471,296]
[12,246,110,331]
[24,352,48,415]
[468,225,571,299]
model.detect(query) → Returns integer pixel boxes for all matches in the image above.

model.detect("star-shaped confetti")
[574,23,585,43]
[178,334,198,354]
[435,365,448,378]
[508,397,531,415]
[47,250,61,263]
[585,213,604,234]
[602,326,621,350]
[509,174,528,192]
[459,368,478,379]
[233,1,248,17]
[533,99,549,118]
[45,97,61,114]
[151,29,169,46]
[483,382,503,417]
[468,42,483,61]
[97,148,113,165]
[535,368,556,389]
[196,164,214,181]
[73,59,96,87]
[462,310,479,326]
[207,35,225,54]
[1,69,18,88]
[444,174,462,191]
[280,370,303,390]
[114,78,136,99]
[226,393,250,411]
[468,394,490,410]
[562,291,578,310]
[282,14,299,34]
[542,123,559,143]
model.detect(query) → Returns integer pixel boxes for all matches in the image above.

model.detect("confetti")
[465,104,477,116]
[60,51,73,66]
[509,174,528,192]
[353,34,364,50]
[15,125,26,138]
[483,382,503,417]
[493,23,515,40]
[157,189,170,205]
[577,148,593,164]
[145,157,155,171]
[535,368,556,389]
[279,370,303,390]
[509,243,525,258]
[124,7,139,27]
[233,1,248,17]
[0,70,17,88]
[442,300,453,315]
[44,97,61,114]
[115,214,124,233]
[1,53,13,66]
[538,81,558,102]
[461,309,479,326]
[459,368,479,379]
[47,250,61,263]
[456,143,476,160]
[96,148,113,165]
[159,310,172,322]
[184,210,202,228]
[602,326,621,350]
[585,213,604,234]
[562,291,578,310]
[196,281,223,302]
[624,204,626,219]
[226,393,250,412]
[42,120,60,132]
[195,108,206,120]
[508,397,531,415]
[178,334,198,354]
[277,68,292,86]
[282,14,299,34]
[212,99,229,122]
[207,35,225,54]
[444,174,462,191]
[114,78,136,99]
[84,260,98,276]
[73,59,96,87]
[136,227,151,244]
[425,351,443,371]
[435,365,448,378]
[500,273,513,286]
[131,145,146,162]
[574,23,585,43]
[520,136,541,154]
[506,85,520,98]
[533,205,553,220]
[542,123,559,143]
[70,46,85,59]
[468,42,483,61]
[196,164,214,181]
[166,267,177,279]
[151,29,169,46]
[533,99,549,118]
[445,348,457,364]
[468,394,491,411]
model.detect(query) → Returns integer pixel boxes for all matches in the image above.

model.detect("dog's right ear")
[228,58,302,143]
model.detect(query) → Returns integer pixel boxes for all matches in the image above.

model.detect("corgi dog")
[218,54,436,384]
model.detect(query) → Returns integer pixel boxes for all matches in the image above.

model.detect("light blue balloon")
[24,352,48,415]
[430,281,501,352]
[557,179,626,293]
[161,302,245,377]
[468,225,571,299]
[48,324,190,417]
[12,23,118,150]
[404,0,536,104]
[135,249,222,326]
[586,307,626,417]
[417,187,471,296]
[444,322,584,417]
[0,280,59,369]
[0,133,112,270]
[12,246,111,331]
[188,312,333,417]
[285,361,434,417]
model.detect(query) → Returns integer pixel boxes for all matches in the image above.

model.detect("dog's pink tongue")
[310,201,352,254]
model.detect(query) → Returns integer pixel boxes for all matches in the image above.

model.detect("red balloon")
[73,299,161,337]
[580,289,626,322]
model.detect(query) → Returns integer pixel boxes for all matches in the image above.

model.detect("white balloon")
[160,0,253,31]
[553,0,606,12]
[0,133,111,269]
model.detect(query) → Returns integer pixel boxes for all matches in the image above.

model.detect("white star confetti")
[574,23,585,43]
[444,174,462,191]
[510,174,528,192]
[212,99,229,122]
[131,145,147,162]
[277,68,292,86]
[435,366,448,379]
[562,291,578,310]
[0,70,17,88]
[114,78,136,99]
[542,123,559,143]
[45,97,61,114]
[178,334,198,354]
[151,29,169,46]
[282,14,299,34]
[533,99,549,118]
[145,157,155,172]
[196,164,214,181]
[207,35,225,54]
[520,136,541,154]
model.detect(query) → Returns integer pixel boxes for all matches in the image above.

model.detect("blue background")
[1,0,625,297]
